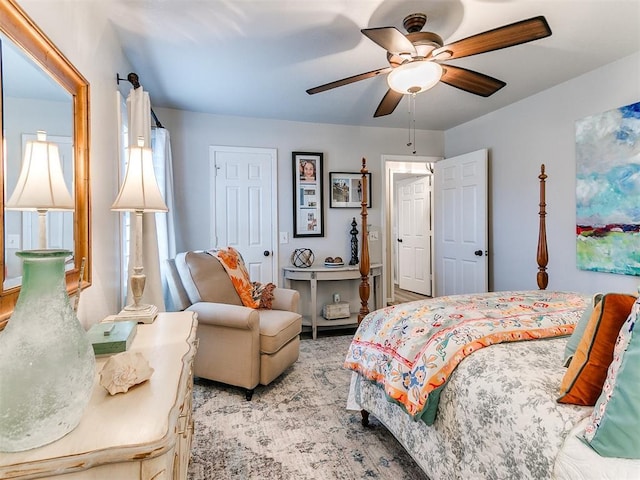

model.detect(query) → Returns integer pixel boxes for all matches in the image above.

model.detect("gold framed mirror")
[0,0,91,328]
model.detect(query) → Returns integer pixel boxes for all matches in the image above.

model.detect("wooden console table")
[0,312,198,479]
[283,263,382,339]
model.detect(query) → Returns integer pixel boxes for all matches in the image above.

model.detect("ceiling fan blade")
[361,27,417,55]
[432,16,551,61]
[440,64,506,97]
[306,67,392,95]
[374,89,404,117]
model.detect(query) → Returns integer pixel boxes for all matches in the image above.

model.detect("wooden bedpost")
[537,164,549,290]
[358,158,371,427]
[358,158,371,323]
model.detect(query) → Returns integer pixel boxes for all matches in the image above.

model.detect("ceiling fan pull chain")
[411,93,417,154]
[407,94,412,147]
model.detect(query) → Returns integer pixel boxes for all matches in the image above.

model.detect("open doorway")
[382,155,441,305]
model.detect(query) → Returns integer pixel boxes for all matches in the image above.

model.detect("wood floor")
[390,285,429,305]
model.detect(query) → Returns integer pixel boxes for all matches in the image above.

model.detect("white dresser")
[0,312,198,479]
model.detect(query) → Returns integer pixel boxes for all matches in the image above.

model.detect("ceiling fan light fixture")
[387,61,442,95]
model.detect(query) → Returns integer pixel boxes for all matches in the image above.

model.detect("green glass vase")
[0,250,95,452]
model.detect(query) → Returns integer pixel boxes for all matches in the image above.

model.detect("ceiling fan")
[306,13,552,117]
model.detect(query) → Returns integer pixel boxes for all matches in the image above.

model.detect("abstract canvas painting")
[576,101,640,275]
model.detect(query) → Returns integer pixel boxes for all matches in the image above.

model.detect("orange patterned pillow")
[558,293,636,405]
[214,247,259,308]
[209,247,275,309]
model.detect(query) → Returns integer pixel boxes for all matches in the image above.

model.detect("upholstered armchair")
[166,250,302,400]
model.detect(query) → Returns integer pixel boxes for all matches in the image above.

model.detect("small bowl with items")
[324,256,344,267]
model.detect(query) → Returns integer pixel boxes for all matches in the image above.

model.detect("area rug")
[188,334,429,479]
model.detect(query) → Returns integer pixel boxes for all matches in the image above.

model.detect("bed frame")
[356,160,549,425]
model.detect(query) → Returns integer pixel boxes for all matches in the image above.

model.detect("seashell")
[99,351,154,395]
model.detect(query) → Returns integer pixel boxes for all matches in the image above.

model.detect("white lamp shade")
[111,141,168,212]
[387,61,443,95]
[6,131,74,211]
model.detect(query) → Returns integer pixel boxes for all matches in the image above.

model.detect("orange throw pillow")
[214,247,258,308]
[558,293,636,405]
[209,247,275,309]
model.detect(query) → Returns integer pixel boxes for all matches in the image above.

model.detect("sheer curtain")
[151,127,177,310]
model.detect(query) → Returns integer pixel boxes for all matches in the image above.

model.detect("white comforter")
[348,337,640,479]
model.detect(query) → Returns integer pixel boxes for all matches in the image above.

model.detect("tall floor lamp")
[111,136,168,323]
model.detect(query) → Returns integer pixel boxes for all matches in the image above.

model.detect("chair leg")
[245,388,254,401]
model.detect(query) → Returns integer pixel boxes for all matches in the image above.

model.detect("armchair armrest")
[186,302,260,330]
[272,288,300,313]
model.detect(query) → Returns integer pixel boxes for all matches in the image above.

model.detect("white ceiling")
[106,0,640,131]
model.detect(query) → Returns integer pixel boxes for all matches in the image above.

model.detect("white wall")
[445,52,640,295]
[19,0,135,326]
[154,108,444,283]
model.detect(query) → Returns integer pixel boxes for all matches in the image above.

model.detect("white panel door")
[210,146,277,283]
[433,149,488,296]
[397,175,432,295]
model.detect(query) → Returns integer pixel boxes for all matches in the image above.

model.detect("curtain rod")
[116,72,164,129]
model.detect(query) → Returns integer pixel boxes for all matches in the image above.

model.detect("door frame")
[209,145,279,283]
[382,154,441,305]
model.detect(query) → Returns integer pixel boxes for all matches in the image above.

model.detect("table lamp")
[5,130,74,248]
[111,136,168,323]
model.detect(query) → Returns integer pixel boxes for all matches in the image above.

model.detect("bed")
[346,161,640,479]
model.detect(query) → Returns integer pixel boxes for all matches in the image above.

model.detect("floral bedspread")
[349,338,592,479]
[344,290,587,424]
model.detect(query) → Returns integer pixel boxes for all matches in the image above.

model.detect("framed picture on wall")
[293,152,324,237]
[329,172,372,208]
